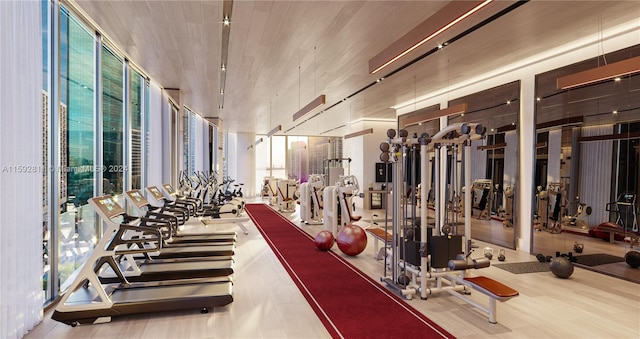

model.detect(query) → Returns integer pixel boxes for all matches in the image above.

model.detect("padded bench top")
[366,228,393,243]
[464,276,519,299]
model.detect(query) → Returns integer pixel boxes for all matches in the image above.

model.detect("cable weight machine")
[379,123,488,300]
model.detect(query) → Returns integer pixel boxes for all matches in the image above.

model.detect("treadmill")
[93,199,234,283]
[129,189,237,243]
[52,195,233,326]
[115,190,236,259]
[145,186,250,237]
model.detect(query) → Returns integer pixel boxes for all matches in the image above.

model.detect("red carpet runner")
[245,203,454,339]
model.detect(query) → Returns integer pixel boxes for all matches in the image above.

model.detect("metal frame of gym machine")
[300,174,325,225]
[379,123,518,324]
[380,124,477,298]
[52,195,233,326]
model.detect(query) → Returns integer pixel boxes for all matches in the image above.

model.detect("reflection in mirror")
[533,44,640,283]
[398,106,441,218]
[448,81,520,249]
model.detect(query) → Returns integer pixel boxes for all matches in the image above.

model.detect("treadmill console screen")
[163,184,176,194]
[127,190,147,207]
[92,196,125,219]
[148,187,163,199]
[99,197,115,211]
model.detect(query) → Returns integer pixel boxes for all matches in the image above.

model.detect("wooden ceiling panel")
[71,0,640,135]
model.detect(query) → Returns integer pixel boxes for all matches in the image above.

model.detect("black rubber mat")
[493,261,550,274]
[574,253,625,267]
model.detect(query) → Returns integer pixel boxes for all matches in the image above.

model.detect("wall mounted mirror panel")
[533,45,640,283]
[394,106,441,234]
[448,81,520,249]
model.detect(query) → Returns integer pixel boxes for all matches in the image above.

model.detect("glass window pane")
[255,136,270,195]
[41,0,49,90]
[183,108,196,174]
[271,136,286,180]
[130,70,143,189]
[58,5,97,288]
[287,136,308,182]
[102,46,124,196]
[41,0,51,304]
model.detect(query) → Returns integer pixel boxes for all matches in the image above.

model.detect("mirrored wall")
[448,81,520,249]
[397,105,442,221]
[533,45,640,282]
[396,86,520,250]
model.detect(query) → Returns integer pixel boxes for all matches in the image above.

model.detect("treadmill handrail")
[108,223,163,255]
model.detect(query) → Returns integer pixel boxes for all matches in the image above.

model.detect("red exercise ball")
[336,224,368,256]
[314,230,335,251]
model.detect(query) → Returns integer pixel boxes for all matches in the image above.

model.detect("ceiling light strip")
[369,0,493,74]
[477,142,507,151]
[292,95,326,121]
[403,103,467,127]
[351,117,396,124]
[284,1,525,135]
[536,116,583,130]
[267,125,282,137]
[556,55,640,89]
[218,0,233,110]
[399,105,441,128]
[344,128,374,140]
[320,124,347,135]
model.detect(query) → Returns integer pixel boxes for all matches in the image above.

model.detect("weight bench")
[366,227,392,260]
[596,227,639,245]
[450,276,518,324]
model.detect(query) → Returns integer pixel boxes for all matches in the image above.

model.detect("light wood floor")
[27,200,640,339]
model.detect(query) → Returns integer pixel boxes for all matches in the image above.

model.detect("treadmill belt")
[154,244,235,258]
[52,279,233,325]
[169,233,238,244]
[99,259,234,283]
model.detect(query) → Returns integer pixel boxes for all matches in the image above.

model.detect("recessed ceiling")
[73,0,640,136]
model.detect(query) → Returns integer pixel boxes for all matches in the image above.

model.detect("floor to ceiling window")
[184,107,197,174]
[170,102,179,185]
[255,136,271,195]
[41,3,152,303]
[102,45,124,202]
[130,69,144,190]
[58,5,97,288]
[271,136,286,180]
[287,136,308,182]
[41,0,52,303]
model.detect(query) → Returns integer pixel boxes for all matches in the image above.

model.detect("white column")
[438,115,448,231]
[518,76,536,253]
[235,132,256,197]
